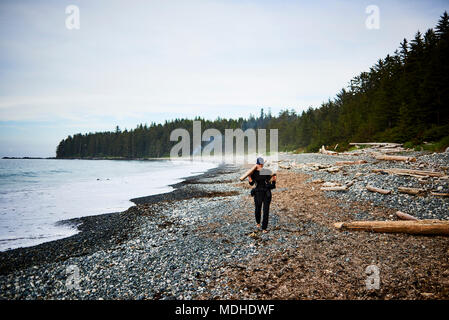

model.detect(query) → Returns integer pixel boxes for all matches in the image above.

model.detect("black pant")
[254,189,271,230]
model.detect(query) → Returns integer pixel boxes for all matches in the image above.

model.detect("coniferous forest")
[56,12,449,159]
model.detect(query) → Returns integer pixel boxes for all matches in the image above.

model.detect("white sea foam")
[0,159,217,251]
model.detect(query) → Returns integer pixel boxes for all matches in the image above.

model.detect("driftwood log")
[322,182,341,187]
[377,148,407,154]
[334,220,449,235]
[395,211,419,221]
[397,187,426,196]
[366,185,391,195]
[320,186,348,191]
[374,154,416,162]
[325,166,340,173]
[431,192,449,197]
[319,145,338,155]
[335,160,367,165]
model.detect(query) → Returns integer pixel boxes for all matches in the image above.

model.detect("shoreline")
[0,158,220,253]
[0,163,231,275]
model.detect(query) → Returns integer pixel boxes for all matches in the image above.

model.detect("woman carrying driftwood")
[246,157,276,233]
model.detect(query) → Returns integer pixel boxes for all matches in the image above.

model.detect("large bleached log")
[377,148,407,154]
[334,220,449,235]
[239,165,257,181]
[374,154,416,162]
[322,182,341,187]
[372,168,444,178]
[320,186,348,191]
[335,160,367,165]
[395,211,419,221]
[397,187,426,196]
[366,185,391,195]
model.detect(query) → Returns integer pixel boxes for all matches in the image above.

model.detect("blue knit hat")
[256,157,264,165]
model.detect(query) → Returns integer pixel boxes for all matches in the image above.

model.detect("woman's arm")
[269,174,276,189]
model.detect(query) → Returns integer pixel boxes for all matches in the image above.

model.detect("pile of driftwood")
[310,178,356,192]
[372,168,447,179]
[295,162,345,173]
[349,142,413,157]
[269,159,296,170]
[319,145,338,155]
[319,142,416,160]
[278,163,293,170]
[365,185,448,197]
[368,167,449,197]
[315,142,449,236]
[270,159,367,173]
[349,142,407,154]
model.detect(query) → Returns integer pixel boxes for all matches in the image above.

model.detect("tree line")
[56,11,449,158]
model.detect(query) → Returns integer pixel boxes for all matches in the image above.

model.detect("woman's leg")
[261,193,271,230]
[254,192,263,226]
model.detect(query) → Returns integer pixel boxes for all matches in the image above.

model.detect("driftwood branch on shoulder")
[239,165,257,181]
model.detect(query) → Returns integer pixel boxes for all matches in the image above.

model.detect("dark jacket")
[249,169,276,192]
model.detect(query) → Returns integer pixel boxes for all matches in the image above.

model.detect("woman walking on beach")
[248,157,276,233]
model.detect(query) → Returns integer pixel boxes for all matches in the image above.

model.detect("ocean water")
[0,159,217,251]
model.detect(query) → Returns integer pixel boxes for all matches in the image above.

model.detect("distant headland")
[1,157,56,160]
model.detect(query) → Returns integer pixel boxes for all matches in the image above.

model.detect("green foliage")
[421,125,449,141]
[404,135,449,152]
[403,141,414,149]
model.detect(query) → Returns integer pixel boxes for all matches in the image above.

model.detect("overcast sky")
[0,0,448,157]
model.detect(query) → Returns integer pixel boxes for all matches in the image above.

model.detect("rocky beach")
[1,150,448,300]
